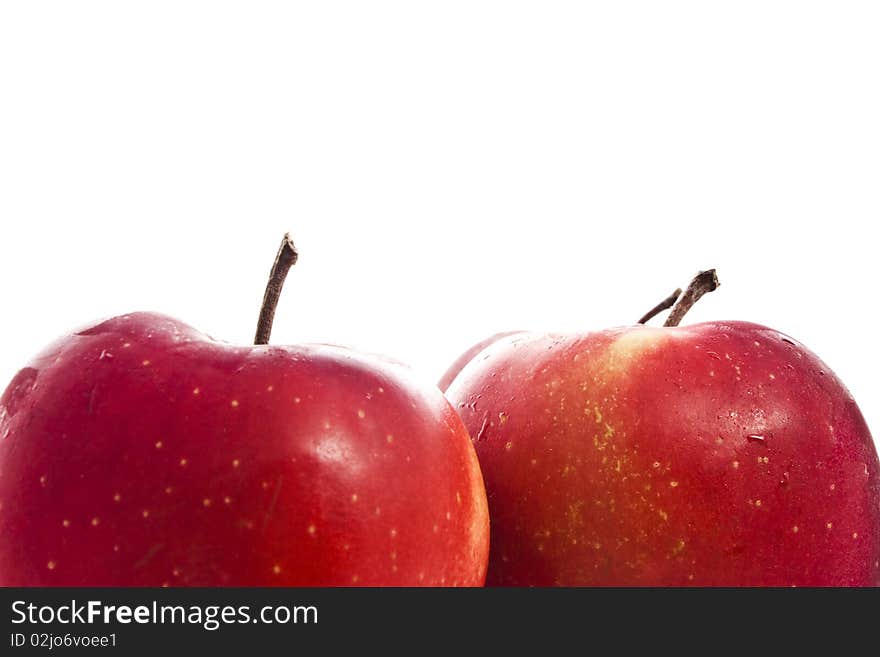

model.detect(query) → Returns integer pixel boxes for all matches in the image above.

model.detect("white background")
[1,3,877,443]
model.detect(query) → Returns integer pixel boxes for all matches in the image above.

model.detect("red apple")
[444,273,879,586]
[0,236,489,586]
[438,289,681,393]
[439,332,522,392]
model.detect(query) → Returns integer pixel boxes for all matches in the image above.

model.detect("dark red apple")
[0,236,489,586]
[444,272,879,586]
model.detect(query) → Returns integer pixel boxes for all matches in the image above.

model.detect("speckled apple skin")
[445,322,879,586]
[0,312,489,586]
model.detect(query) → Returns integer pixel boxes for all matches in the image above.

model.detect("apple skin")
[438,332,522,392]
[0,312,489,586]
[444,321,879,586]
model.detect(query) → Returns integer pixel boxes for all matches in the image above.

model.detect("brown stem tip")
[637,288,682,325]
[664,269,720,327]
[254,233,299,345]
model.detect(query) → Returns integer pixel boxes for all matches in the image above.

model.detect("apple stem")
[637,288,682,324]
[254,233,299,345]
[664,269,720,327]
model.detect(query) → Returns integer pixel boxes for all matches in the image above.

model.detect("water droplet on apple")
[706,351,721,361]
[475,415,490,442]
[780,336,796,346]
[746,434,766,444]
